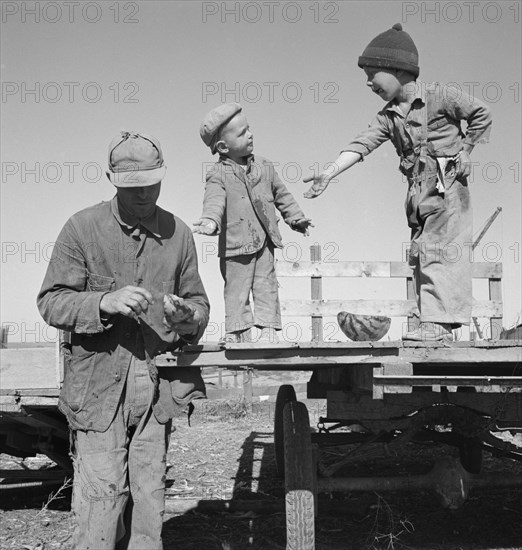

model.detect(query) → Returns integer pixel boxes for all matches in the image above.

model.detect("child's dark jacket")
[202,155,305,257]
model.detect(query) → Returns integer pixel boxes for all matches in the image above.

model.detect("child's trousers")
[220,241,281,333]
[406,158,472,325]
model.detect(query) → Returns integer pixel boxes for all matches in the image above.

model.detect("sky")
[1,0,521,343]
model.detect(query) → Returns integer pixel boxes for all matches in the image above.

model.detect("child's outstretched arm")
[303,151,362,198]
[269,160,312,232]
[304,110,391,198]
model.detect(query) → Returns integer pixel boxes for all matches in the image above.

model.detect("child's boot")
[220,332,241,344]
[240,328,254,343]
[402,322,453,342]
[258,327,279,344]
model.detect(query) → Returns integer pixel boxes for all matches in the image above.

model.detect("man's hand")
[291,218,314,236]
[303,173,331,199]
[100,286,153,319]
[163,294,201,335]
[457,150,472,178]
[192,218,218,235]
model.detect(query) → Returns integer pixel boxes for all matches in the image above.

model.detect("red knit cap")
[358,23,419,77]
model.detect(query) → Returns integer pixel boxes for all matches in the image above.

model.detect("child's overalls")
[401,102,472,326]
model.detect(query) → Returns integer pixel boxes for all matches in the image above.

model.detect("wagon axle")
[317,456,522,510]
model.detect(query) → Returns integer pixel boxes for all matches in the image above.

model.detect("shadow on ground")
[162,424,522,550]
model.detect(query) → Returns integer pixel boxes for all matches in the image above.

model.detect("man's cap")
[200,103,242,154]
[106,131,167,187]
[358,23,419,78]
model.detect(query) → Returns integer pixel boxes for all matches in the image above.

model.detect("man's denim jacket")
[37,198,210,432]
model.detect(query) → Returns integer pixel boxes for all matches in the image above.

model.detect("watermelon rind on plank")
[337,311,391,342]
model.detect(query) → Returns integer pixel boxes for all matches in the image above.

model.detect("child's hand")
[456,150,472,178]
[303,173,331,198]
[192,218,218,235]
[291,218,314,236]
[163,294,201,335]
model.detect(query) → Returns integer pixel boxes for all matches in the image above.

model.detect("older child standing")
[304,24,492,341]
[195,103,312,343]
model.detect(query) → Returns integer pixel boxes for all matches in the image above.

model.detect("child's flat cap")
[200,103,242,154]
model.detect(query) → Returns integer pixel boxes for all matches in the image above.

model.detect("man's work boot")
[402,322,453,342]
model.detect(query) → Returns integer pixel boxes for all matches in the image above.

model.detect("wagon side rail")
[275,244,504,342]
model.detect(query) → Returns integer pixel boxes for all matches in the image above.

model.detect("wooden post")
[310,244,323,343]
[243,369,253,408]
[489,278,503,339]
[406,277,420,332]
[0,325,9,349]
[472,207,502,338]
[404,244,420,333]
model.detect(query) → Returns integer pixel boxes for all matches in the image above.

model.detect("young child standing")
[304,23,492,342]
[195,103,313,343]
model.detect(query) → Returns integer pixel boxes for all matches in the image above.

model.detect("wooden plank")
[252,382,308,397]
[0,396,59,410]
[378,362,414,396]
[5,413,68,439]
[327,390,522,420]
[374,375,522,386]
[276,260,393,278]
[276,261,501,279]
[0,348,59,391]
[0,395,21,412]
[399,346,521,364]
[157,344,521,369]
[160,350,397,369]
[0,469,68,480]
[0,388,61,397]
[171,340,521,354]
[281,299,418,317]
[280,299,502,318]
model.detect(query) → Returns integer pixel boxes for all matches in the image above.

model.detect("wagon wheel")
[284,400,316,550]
[459,436,483,474]
[274,384,297,477]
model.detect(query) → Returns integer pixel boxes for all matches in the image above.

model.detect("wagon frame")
[161,244,522,549]
[1,244,521,549]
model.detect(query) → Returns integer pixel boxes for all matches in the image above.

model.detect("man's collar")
[384,81,426,116]
[111,196,162,238]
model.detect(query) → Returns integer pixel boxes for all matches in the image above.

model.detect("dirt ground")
[1,394,522,550]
